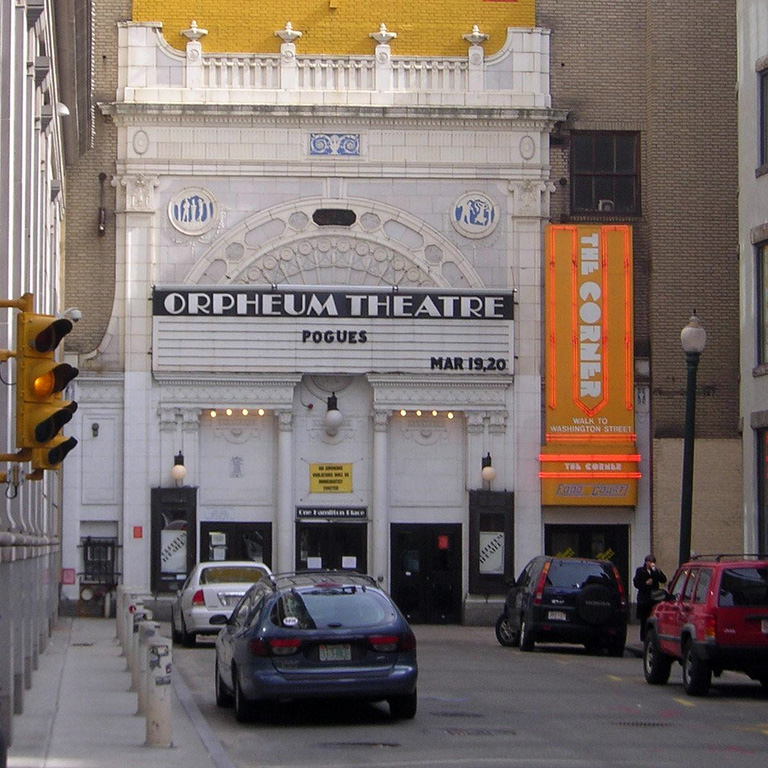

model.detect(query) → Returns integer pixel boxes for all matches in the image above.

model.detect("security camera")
[61,307,82,323]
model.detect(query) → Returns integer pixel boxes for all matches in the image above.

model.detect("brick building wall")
[64,0,127,358]
[538,0,742,564]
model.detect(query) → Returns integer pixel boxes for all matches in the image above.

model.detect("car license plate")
[762,619,768,634]
[319,644,351,661]
[548,611,567,621]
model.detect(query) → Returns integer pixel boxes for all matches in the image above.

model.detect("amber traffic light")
[16,312,79,468]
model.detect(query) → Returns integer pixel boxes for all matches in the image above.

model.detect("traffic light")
[16,311,79,469]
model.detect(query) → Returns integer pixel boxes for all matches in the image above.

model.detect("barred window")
[571,132,640,215]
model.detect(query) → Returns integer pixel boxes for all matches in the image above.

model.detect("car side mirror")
[209,614,229,626]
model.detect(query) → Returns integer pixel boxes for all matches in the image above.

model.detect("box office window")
[571,131,639,215]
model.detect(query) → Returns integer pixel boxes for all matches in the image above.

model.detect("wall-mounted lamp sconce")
[91,423,100,438]
[481,452,497,484]
[171,451,187,484]
[98,172,107,235]
[324,392,343,435]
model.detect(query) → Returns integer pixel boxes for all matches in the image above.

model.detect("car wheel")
[682,642,711,696]
[388,689,417,720]
[215,657,234,708]
[643,632,672,684]
[233,666,255,723]
[170,609,182,644]
[495,614,519,647]
[179,614,196,648]
[519,614,535,652]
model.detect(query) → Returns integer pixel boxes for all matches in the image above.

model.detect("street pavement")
[6,616,644,768]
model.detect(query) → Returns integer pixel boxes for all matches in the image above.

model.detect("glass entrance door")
[296,522,368,573]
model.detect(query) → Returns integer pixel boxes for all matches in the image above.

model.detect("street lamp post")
[678,312,706,566]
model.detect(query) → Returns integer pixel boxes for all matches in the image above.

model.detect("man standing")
[633,554,667,642]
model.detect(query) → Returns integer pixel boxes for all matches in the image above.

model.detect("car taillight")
[269,638,302,655]
[368,632,416,653]
[533,561,551,606]
[612,565,627,610]
[704,613,717,640]
[192,589,205,607]
[248,637,302,656]
[369,635,399,652]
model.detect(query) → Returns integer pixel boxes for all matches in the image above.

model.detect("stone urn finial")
[463,24,489,46]
[275,21,302,44]
[181,20,208,43]
[370,23,397,45]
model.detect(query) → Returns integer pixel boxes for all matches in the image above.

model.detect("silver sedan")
[171,561,272,646]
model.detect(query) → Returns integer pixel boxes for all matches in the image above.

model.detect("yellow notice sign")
[310,464,352,493]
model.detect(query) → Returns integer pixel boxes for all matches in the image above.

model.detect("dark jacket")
[633,564,667,606]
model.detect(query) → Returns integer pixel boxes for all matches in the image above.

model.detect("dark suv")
[643,554,768,695]
[495,556,628,656]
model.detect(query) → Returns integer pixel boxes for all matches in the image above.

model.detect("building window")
[760,70,768,167]
[758,430,768,553]
[571,132,639,215]
[759,244,768,364]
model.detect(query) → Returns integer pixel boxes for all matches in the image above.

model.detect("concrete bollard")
[122,595,144,658]
[130,608,152,691]
[145,637,173,748]
[137,620,161,716]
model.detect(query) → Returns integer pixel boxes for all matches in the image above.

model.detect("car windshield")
[199,566,266,584]
[547,561,612,589]
[718,567,768,607]
[270,586,395,629]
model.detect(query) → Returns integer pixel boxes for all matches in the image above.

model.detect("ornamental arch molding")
[185,197,485,290]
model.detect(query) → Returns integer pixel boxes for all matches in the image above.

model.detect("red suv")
[643,554,768,695]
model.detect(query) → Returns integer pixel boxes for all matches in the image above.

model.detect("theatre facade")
[62,9,652,622]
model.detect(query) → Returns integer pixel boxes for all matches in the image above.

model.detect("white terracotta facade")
[61,20,653,620]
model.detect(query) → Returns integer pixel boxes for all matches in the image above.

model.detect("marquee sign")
[151,285,515,376]
[540,225,638,506]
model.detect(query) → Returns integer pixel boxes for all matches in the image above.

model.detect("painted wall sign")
[151,286,514,376]
[309,464,352,493]
[451,192,499,238]
[540,225,637,506]
[168,188,218,235]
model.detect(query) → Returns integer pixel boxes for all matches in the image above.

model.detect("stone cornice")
[100,101,566,130]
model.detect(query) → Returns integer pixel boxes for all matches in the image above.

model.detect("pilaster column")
[276,410,294,572]
[371,410,390,586]
[116,173,159,590]
[181,409,201,488]
[466,412,485,490]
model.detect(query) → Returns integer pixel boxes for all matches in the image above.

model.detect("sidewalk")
[6,616,233,768]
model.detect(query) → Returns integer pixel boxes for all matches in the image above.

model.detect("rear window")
[546,561,613,589]
[271,587,395,629]
[199,566,267,584]
[718,567,768,607]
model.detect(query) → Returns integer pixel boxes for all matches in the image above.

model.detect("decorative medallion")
[309,133,361,157]
[168,188,218,236]
[451,192,498,239]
